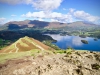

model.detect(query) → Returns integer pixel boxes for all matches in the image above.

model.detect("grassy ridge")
[0,36,54,53]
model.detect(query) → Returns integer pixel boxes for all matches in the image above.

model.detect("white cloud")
[21,8,100,24]
[21,11,46,18]
[0,17,6,24]
[38,18,44,21]
[45,34,71,41]
[21,11,73,23]
[32,0,63,11]
[1,0,100,24]
[72,36,82,46]
[50,12,62,18]
[51,19,59,22]
[73,10,100,23]
[69,8,75,13]
[11,14,17,17]
[0,0,63,11]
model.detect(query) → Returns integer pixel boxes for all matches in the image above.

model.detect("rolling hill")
[60,21,100,31]
[0,20,100,31]
[0,20,67,30]
[0,36,54,53]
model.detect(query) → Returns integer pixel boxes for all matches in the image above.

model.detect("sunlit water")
[46,34,100,51]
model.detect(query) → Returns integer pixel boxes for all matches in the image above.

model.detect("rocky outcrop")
[0,50,100,75]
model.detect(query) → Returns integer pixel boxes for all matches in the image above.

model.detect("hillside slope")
[0,36,53,53]
[0,50,100,75]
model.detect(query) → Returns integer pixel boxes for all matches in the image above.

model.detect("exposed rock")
[0,50,100,75]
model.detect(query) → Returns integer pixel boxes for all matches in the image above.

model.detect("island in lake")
[81,40,88,44]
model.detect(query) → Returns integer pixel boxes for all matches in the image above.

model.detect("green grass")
[55,50,66,54]
[66,49,73,55]
[24,36,37,45]
[18,39,29,47]
[53,49,74,54]
[0,49,54,64]
[8,44,15,50]
[0,52,30,64]
[0,49,41,64]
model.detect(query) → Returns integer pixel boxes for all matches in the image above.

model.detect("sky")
[0,0,100,25]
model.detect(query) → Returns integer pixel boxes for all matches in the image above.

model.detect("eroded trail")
[31,42,44,51]
[15,42,19,53]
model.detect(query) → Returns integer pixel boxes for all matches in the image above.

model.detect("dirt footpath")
[0,51,100,75]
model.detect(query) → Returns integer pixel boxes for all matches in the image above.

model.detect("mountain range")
[0,20,100,30]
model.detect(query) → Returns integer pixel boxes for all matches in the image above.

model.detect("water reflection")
[46,34,71,41]
[72,36,83,46]
[47,34,100,51]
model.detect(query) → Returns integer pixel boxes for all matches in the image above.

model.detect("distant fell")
[0,20,67,30]
[0,20,100,30]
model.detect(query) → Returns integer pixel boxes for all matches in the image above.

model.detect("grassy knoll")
[0,49,40,64]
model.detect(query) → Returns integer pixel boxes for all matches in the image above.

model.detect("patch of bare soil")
[0,51,100,75]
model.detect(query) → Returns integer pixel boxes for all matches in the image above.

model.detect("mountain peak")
[0,36,53,53]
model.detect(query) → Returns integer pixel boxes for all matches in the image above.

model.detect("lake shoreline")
[45,34,100,51]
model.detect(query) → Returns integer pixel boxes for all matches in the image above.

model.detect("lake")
[46,34,100,51]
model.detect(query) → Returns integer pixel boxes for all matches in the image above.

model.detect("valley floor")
[0,50,100,75]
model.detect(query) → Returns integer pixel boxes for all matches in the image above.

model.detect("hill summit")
[0,36,53,53]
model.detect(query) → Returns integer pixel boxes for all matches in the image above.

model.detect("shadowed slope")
[0,20,67,30]
[1,20,100,30]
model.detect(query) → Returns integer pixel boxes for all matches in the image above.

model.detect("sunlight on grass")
[0,51,30,63]
[66,49,73,54]
[0,49,53,64]
[9,44,15,49]
[24,36,37,45]
[19,39,29,47]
